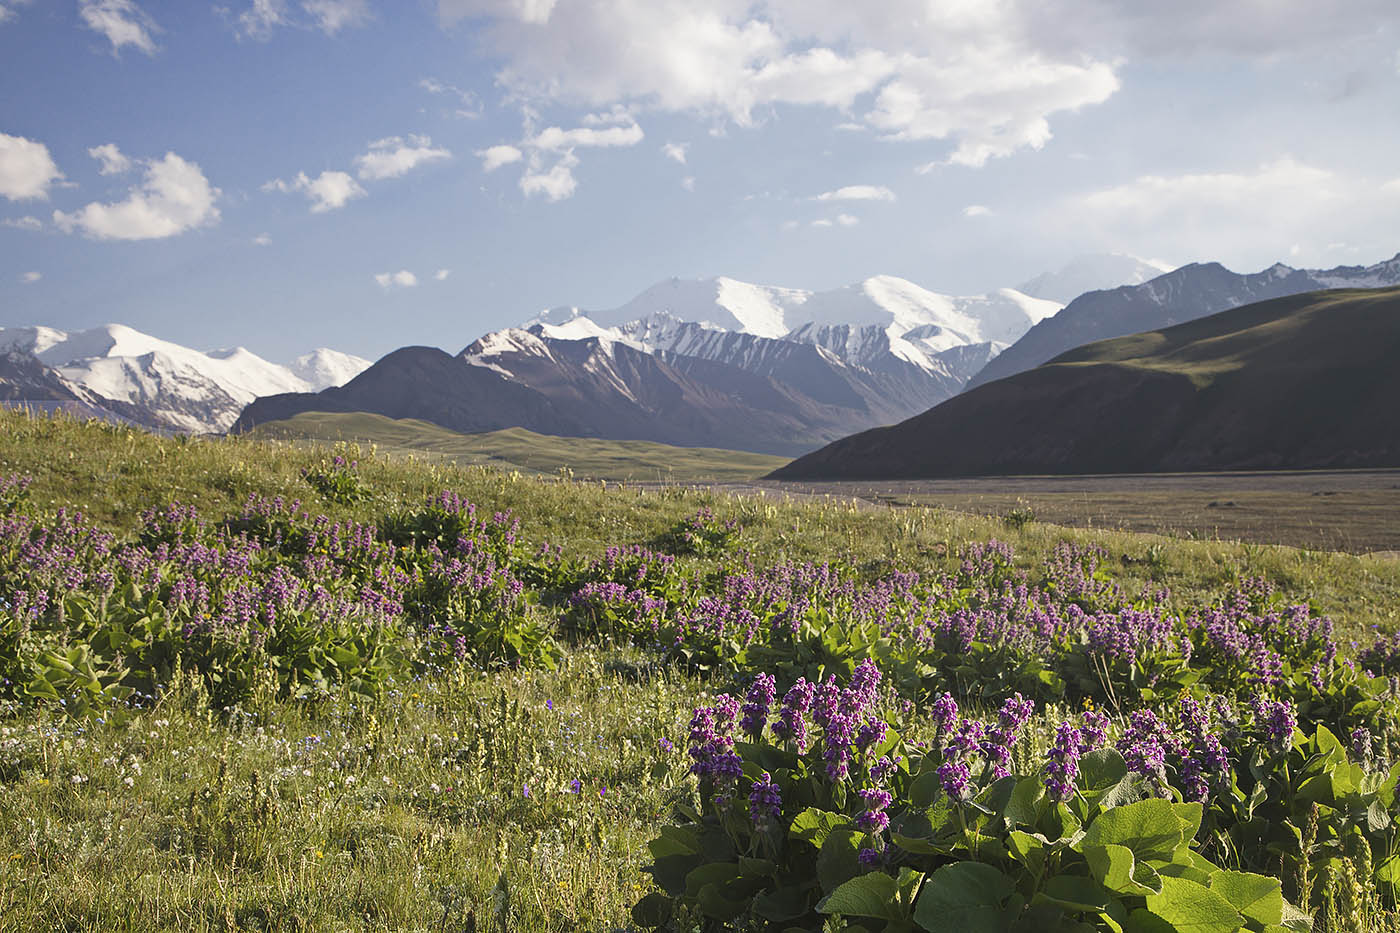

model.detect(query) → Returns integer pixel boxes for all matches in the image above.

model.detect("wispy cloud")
[814,185,895,202]
[263,170,366,213]
[374,269,417,288]
[54,151,220,240]
[661,142,688,164]
[79,0,159,55]
[354,135,451,181]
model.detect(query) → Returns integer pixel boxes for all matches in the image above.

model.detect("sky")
[1,0,1399,363]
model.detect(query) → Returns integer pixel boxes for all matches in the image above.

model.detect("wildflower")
[748,771,782,831]
[740,674,776,740]
[522,783,530,798]
[772,678,814,750]
[1080,709,1110,751]
[568,779,581,794]
[1044,721,1082,803]
[855,788,892,834]
[1351,726,1374,765]
[858,847,882,870]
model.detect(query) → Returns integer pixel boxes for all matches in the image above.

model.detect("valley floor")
[759,469,1400,554]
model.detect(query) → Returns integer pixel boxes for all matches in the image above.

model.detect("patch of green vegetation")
[247,410,790,483]
[5,408,1400,930]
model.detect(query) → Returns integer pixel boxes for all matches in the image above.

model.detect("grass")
[245,411,790,483]
[5,407,1400,929]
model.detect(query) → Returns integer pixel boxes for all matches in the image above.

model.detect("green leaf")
[1033,875,1113,913]
[817,826,861,894]
[1081,748,1129,790]
[1208,871,1283,927]
[1142,875,1244,933]
[1080,799,1184,864]
[912,862,1015,933]
[1004,776,1047,830]
[817,872,903,922]
[752,884,813,923]
[1086,844,1162,896]
[1171,802,1204,845]
[1007,831,1046,876]
[789,808,849,850]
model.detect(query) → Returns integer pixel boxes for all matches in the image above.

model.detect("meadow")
[4,408,1400,932]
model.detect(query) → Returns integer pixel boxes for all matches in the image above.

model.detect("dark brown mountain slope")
[770,288,1400,479]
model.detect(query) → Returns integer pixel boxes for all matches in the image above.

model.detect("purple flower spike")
[748,771,782,831]
[1044,721,1082,803]
[740,673,777,740]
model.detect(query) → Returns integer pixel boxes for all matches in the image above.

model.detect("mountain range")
[234,275,1064,454]
[0,324,371,433]
[772,287,1400,478]
[968,253,1400,390]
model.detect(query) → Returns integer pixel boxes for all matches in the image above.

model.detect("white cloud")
[836,213,858,226]
[302,0,369,34]
[253,232,272,245]
[79,0,159,55]
[519,151,578,201]
[1065,158,1400,267]
[477,144,523,172]
[962,204,991,217]
[88,143,132,175]
[0,134,63,201]
[815,184,895,202]
[528,122,643,150]
[20,270,40,283]
[662,141,688,164]
[681,175,695,191]
[2,215,42,230]
[354,135,451,181]
[481,116,643,200]
[263,169,366,212]
[434,268,450,281]
[53,151,220,240]
[810,218,832,228]
[420,77,482,117]
[0,0,30,25]
[232,0,288,39]
[433,0,1141,166]
[374,269,417,288]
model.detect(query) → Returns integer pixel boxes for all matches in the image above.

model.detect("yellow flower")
[315,850,324,859]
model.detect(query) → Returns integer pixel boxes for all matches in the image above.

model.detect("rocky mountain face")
[967,253,1400,390]
[235,274,1064,455]
[0,350,181,431]
[0,324,371,434]
[772,286,1400,479]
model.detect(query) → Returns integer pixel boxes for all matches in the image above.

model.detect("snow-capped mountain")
[529,275,1062,382]
[0,324,371,433]
[1016,254,1177,304]
[968,252,1400,391]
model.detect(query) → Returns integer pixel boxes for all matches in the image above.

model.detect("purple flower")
[855,787,893,834]
[1080,710,1110,751]
[522,783,530,798]
[569,779,582,794]
[772,678,815,751]
[740,673,777,740]
[1250,696,1297,755]
[938,757,972,802]
[855,719,887,755]
[931,692,959,738]
[748,771,782,831]
[858,847,883,870]
[1352,726,1374,765]
[1044,721,1082,803]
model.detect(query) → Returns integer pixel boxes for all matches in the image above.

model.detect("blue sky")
[2,0,1399,361]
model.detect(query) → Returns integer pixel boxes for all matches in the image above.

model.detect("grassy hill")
[247,410,789,482]
[775,287,1400,479]
[4,408,1400,931]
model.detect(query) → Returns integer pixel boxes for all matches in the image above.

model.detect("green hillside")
[776,286,1400,478]
[248,410,789,482]
[4,409,1400,931]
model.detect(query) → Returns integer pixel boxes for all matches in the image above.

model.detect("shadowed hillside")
[772,287,1400,478]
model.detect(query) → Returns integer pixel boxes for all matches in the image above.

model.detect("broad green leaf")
[1086,844,1162,896]
[912,862,1015,933]
[817,826,861,894]
[790,808,849,849]
[1208,870,1283,927]
[817,872,902,922]
[1008,831,1046,876]
[1034,874,1113,913]
[752,884,814,923]
[1080,799,1183,864]
[1171,802,1203,845]
[1143,875,1244,933]
[1081,748,1128,790]
[684,862,741,898]
[1004,776,1047,830]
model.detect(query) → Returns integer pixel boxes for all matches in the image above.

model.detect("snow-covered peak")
[1016,253,1177,304]
[288,348,373,391]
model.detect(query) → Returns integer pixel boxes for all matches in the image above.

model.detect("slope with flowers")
[1,409,1399,930]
